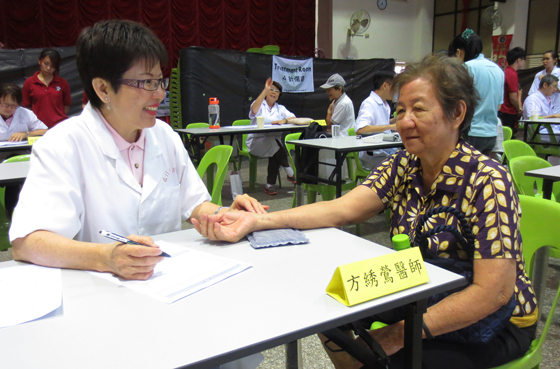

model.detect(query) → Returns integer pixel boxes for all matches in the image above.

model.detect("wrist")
[214,206,230,215]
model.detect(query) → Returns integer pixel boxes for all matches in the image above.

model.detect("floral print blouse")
[362,140,537,326]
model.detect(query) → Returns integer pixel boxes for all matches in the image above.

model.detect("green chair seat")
[503,126,513,141]
[196,145,232,206]
[509,156,560,202]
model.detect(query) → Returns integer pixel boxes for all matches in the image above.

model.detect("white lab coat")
[9,103,210,244]
[246,100,295,157]
[0,107,47,141]
[528,66,560,115]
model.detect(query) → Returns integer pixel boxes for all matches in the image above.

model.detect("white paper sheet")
[0,264,62,328]
[0,141,29,147]
[90,241,252,304]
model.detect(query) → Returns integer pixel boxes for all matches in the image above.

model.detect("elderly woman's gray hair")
[394,54,479,138]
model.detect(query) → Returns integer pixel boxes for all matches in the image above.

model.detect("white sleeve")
[355,101,373,131]
[280,105,295,119]
[249,101,265,120]
[24,108,48,131]
[522,96,538,120]
[528,74,541,96]
[331,102,351,125]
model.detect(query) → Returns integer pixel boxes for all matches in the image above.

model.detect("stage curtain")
[0,0,315,75]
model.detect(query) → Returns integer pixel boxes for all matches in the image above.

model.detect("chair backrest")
[187,122,209,129]
[503,126,513,141]
[4,154,31,163]
[0,156,28,250]
[509,156,559,198]
[518,195,560,354]
[285,132,302,173]
[196,145,233,206]
[232,119,251,152]
[261,45,280,55]
[246,48,262,53]
[169,66,182,130]
[348,127,356,136]
[503,140,536,164]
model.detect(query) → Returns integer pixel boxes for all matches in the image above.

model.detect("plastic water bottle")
[208,97,220,129]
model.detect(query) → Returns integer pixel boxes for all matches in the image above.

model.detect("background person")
[10,19,265,282]
[0,83,47,142]
[194,55,536,369]
[528,50,560,115]
[523,74,560,144]
[355,70,398,170]
[22,48,72,128]
[246,78,296,196]
[320,73,355,136]
[498,47,526,136]
[448,29,504,156]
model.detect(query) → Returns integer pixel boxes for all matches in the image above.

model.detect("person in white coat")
[0,83,47,142]
[528,50,560,115]
[246,78,296,195]
[9,20,265,282]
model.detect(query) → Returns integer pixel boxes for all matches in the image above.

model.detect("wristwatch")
[284,118,288,124]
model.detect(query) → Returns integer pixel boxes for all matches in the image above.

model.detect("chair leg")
[307,189,317,204]
[249,155,258,191]
[321,187,336,201]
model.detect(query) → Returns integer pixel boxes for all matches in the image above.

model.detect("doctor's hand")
[230,194,269,214]
[9,132,28,142]
[192,212,258,242]
[106,235,164,280]
[264,77,273,92]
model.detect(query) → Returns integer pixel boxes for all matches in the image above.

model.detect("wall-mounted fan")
[482,5,503,30]
[348,10,371,37]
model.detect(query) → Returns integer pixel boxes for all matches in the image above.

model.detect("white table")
[0,142,32,153]
[0,161,29,185]
[0,228,465,369]
[288,136,404,205]
[520,117,560,147]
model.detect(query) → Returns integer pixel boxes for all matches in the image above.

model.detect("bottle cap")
[392,234,410,251]
[209,97,219,104]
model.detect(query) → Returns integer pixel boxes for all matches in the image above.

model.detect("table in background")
[288,136,404,205]
[520,118,560,147]
[176,124,308,164]
[0,161,30,185]
[524,165,560,308]
[0,228,465,369]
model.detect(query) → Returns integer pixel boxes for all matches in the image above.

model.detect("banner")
[492,35,513,69]
[272,56,314,93]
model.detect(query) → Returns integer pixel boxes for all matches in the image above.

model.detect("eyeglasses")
[118,78,169,91]
[543,57,553,61]
[270,88,280,93]
[0,101,19,109]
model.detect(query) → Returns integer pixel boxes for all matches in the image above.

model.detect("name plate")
[326,247,429,306]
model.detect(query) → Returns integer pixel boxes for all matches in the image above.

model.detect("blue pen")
[99,230,171,257]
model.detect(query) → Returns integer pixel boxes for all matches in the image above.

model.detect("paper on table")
[0,141,29,147]
[0,264,62,328]
[90,241,252,304]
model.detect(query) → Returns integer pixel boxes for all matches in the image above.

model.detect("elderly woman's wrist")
[214,206,230,215]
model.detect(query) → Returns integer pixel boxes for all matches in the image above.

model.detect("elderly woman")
[194,54,537,369]
[0,83,47,142]
[10,20,265,282]
[22,48,72,128]
[246,78,297,195]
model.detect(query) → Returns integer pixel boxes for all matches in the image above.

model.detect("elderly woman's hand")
[230,194,269,213]
[9,132,28,142]
[264,77,273,92]
[192,212,257,242]
[365,322,405,357]
[106,234,164,280]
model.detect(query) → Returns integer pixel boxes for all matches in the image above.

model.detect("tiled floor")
[1,155,559,368]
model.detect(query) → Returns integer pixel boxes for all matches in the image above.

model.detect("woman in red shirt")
[22,48,72,128]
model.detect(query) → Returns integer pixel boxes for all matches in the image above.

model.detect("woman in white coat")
[528,50,560,115]
[246,78,296,195]
[9,20,265,281]
[0,83,47,142]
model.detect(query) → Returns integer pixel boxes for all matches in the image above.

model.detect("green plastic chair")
[503,140,537,165]
[233,119,281,191]
[285,132,356,207]
[490,195,560,369]
[527,124,560,160]
[0,154,31,251]
[261,45,280,55]
[169,66,182,130]
[196,145,232,206]
[246,48,262,53]
[347,127,370,183]
[186,122,210,166]
[509,156,560,202]
[503,126,513,141]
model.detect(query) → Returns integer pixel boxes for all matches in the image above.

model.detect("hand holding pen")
[100,230,171,258]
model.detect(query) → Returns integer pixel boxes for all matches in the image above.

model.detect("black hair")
[373,70,396,91]
[272,81,283,99]
[506,47,526,66]
[544,50,559,66]
[447,29,483,62]
[540,74,559,89]
[38,48,61,74]
[76,19,168,109]
[0,82,23,105]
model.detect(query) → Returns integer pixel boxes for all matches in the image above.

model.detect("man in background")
[498,47,526,137]
[320,73,355,136]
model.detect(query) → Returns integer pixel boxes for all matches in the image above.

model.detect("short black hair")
[448,29,483,62]
[0,82,23,105]
[38,48,61,74]
[76,19,168,109]
[506,47,526,66]
[540,74,559,89]
[373,70,396,91]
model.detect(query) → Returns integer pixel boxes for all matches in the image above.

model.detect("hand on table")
[106,234,164,280]
[230,193,269,214]
[9,132,28,142]
[192,212,258,243]
[271,119,286,125]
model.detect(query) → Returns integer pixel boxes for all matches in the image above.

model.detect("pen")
[99,230,171,257]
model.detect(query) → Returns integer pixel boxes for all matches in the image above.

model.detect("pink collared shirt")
[97,110,146,185]
[5,116,13,127]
